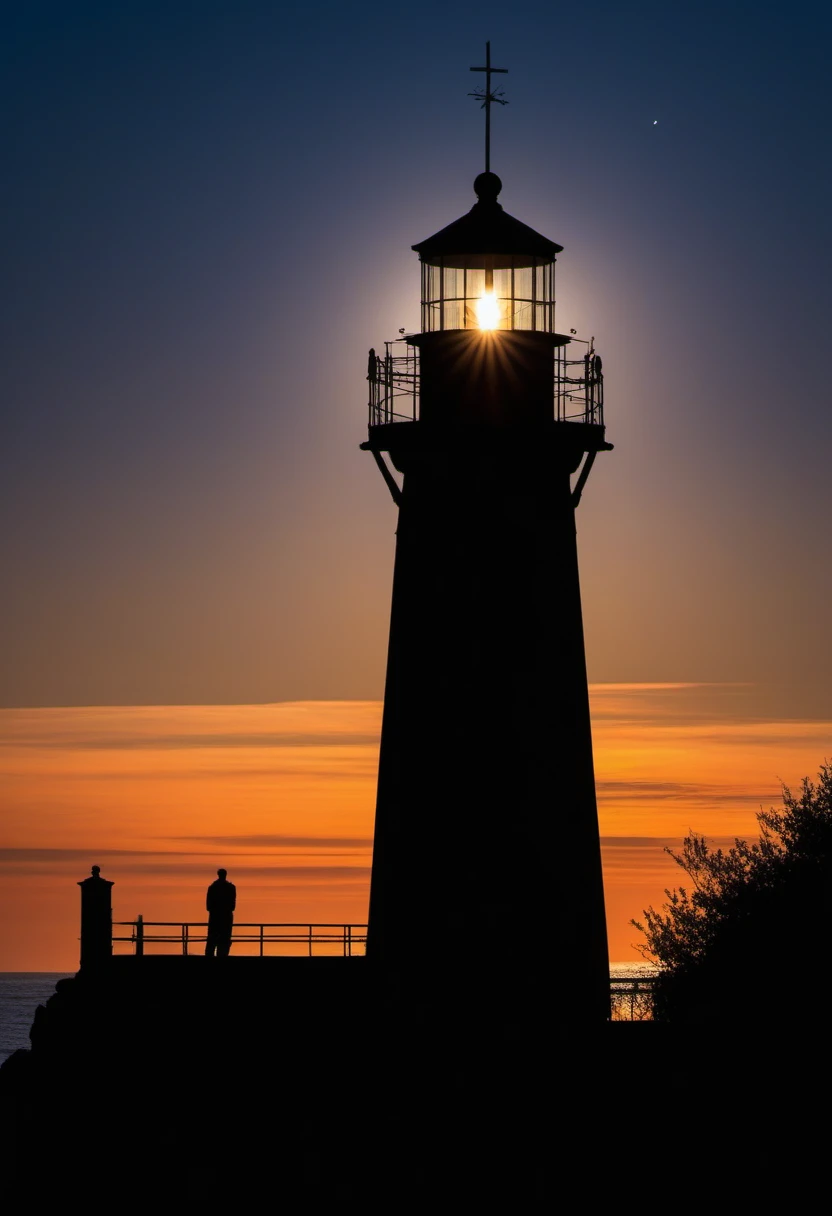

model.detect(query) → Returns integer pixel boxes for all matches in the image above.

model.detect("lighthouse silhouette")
[363,47,612,1024]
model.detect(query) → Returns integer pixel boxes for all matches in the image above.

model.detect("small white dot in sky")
[653,119,658,125]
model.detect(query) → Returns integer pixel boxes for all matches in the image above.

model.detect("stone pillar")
[78,866,114,969]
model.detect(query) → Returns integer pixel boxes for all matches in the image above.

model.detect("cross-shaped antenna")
[469,41,508,174]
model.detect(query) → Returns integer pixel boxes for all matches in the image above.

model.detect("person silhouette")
[205,868,236,958]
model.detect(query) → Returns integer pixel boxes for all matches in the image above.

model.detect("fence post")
[136,914,144,957]
[183,923,188,956]
[78,866,114,970]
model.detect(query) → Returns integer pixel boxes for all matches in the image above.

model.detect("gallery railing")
[367,338,604,427]
[112,919,368,957]
[609,973,657,1021]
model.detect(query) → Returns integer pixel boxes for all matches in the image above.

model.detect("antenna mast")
[469,41,508,173]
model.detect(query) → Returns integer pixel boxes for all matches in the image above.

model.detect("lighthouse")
[363,48,611,1023]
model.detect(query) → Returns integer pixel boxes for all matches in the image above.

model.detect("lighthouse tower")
[363,49,611,1023]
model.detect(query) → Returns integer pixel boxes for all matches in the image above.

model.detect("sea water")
[0,973,74,1064]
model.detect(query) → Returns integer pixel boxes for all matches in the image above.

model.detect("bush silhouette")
[632,762,832,1023]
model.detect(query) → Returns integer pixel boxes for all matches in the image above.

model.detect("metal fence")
[367,341,419,424]
[367,338,604,428]
[112,920,367,958]
[610,975,657,1021]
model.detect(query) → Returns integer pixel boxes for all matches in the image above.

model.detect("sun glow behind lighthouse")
[475,289,500,330]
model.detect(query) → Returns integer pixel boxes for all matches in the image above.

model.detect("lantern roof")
[412,172,563,265]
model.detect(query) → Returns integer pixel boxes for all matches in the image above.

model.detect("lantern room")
[408,171,573,428]
[366,169,606,438]
[414,171,561,334]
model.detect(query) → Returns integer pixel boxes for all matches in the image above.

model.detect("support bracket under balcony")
[571,450,596,508]
[367,447,403,508]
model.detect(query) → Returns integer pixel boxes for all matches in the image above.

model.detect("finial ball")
[473,172,502,203]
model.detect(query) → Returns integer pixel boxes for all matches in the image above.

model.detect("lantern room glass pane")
[513,266,532,299]
[420,256,556,332]
[428,263,441,301]
[444,299,465,329]
[444,266,465,300]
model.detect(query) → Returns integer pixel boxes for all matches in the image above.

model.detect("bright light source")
[475,290,500,330]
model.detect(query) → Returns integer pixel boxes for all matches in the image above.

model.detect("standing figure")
[205,868,236,958]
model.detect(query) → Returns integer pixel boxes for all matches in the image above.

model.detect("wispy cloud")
[602,836,695,849]
[1,845,372,864]
[70,760,378,782]
[601,835,741,856]
[0,702,384,752]
[175,835,374,848]
[0,848,175,862]
[597,781,777,805]
[102,863,370,881]
[5,732,382,752]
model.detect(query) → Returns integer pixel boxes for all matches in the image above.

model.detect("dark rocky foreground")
[1,958,827,1206]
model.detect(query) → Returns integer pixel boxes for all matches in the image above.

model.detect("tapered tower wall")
[365,424,610,1022]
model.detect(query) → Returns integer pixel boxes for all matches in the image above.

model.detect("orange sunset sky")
[3,683,829,970]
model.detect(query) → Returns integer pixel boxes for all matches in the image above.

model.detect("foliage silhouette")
[632,762,832,1022]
